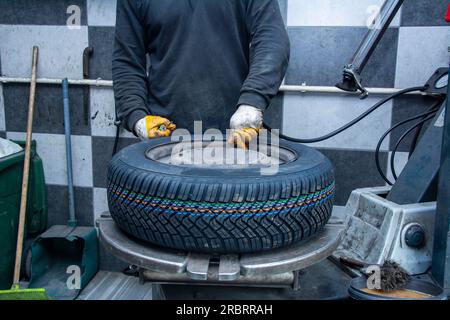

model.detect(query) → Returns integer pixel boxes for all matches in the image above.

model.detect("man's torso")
[140,0,251,132]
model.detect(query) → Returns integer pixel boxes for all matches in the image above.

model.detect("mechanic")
[112,0,290,149]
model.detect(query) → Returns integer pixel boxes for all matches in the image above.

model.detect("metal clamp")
[337,66,369,99]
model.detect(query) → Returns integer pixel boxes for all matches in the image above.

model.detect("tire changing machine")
[98,0,450,298]
[332,0,450,295]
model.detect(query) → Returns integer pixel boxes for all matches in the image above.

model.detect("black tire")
[107,138,335,253]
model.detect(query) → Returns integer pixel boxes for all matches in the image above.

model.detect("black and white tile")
[6,132,93,188]
[287,0,401,27]
[0,25,88,79]
[283,92,393,151]
[91,135,138,223]
[395,26,450,88]
[285,27,398,88]
[0,0,87,26]
[88,26,115,80]
[401,0,449,27]
[319,148,389,205]
[46,184,94,227]
[91,136,139,189]
[87,0,117,27]
[90,87,129,137]
[3,83,90,136]
[93,187,109,222]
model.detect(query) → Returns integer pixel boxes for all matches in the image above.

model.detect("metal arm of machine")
[432,5,450,289]
[335,0,404,99]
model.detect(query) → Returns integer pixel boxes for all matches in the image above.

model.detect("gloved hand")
[134,115,176,140]
[228,105,263,150]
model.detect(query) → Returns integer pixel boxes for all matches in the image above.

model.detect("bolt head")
[405,225,426,249]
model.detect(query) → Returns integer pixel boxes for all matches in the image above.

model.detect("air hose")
[263,86,427,143]
[375,100,441,186]
[390,114,437,179]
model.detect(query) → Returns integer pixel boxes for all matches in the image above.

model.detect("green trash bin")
[0,140,47,290]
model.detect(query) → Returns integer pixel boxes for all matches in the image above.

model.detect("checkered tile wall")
[0,0,449,230]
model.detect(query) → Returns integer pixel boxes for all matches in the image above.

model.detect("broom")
[0,46,50,300]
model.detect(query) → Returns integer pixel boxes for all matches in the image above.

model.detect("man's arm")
[228,0,289,149]
[238,0,290,110]
[112,0,149,134]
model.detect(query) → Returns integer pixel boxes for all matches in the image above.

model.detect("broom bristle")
[379,260,411,291]
[0,288,51,300]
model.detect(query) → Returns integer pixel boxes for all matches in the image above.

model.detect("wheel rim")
[145,140,297,169]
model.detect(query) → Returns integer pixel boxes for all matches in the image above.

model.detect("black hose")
[263,86,426,143]
[407,98,444,158]
[390,113,438,180]
[375,109,439,185]
[375,99,443,185]
[408,124,424,159]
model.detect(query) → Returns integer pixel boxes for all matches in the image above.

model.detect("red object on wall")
[446,3,450,22]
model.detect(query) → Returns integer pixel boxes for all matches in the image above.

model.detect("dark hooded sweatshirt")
[112,0,290,134]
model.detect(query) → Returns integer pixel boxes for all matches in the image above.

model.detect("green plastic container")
[0,140,47,290]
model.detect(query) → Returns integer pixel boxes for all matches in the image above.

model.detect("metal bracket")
[186,253,210,281]
[335,0,405,99]
[336,66,369,99]
[218,254,240,281]
[423,68,449,96]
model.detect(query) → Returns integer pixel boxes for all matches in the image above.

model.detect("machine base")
[97,213,344,289]
[335,186,436,275]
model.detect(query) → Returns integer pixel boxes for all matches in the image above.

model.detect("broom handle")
[13,46,39,286]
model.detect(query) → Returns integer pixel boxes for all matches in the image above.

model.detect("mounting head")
[335,66,369,100]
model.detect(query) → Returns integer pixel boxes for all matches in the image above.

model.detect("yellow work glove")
[228,128,261,150]
[134,116,176,140]
[228,105,263,150]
